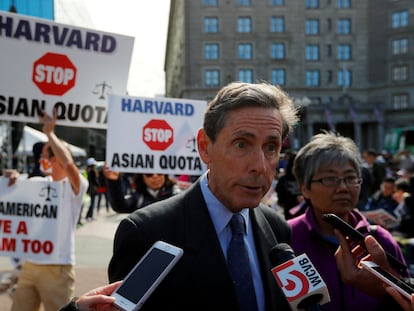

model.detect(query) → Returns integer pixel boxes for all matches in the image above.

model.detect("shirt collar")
[200,171,251,235]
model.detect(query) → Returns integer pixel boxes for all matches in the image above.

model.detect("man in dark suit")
[108,82,299,311]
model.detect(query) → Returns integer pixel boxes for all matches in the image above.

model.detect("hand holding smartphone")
[322,213,407,273]
[361,261,414,300]
[111,240,184,311]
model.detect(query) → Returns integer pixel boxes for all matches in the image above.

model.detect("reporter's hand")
[334,230,390,298]
[75,281,121,311]
[385,287,414,311]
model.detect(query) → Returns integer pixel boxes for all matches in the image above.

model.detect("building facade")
[165,0,414,152]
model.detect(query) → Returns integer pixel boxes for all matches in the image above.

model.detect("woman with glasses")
[104,166,180,213]
[288,132,407,311]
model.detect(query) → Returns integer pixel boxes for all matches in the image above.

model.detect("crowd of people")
[2,81,414,311]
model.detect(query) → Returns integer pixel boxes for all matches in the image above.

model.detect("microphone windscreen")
[269,243,296,266]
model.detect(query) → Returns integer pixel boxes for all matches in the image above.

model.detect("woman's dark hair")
[133,174,175,193]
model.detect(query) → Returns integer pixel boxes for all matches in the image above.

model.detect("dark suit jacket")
[108,180,292,311]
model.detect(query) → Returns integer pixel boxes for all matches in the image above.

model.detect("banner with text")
[106,94,207,175]
[0,11,134,129]
[0,178,62,260]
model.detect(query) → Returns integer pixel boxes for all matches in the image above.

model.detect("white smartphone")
[111,240,184,311]
[361,260,414,300]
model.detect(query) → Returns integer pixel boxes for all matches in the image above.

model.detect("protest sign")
[106,94,207,175]
[0,178,64,261]
[0,11,134,129]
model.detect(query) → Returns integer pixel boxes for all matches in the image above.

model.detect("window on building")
[327,70,333,83]
[204,0,217,7]
[306,70,320,87]
[271,42,285,59]
[392,38,409,55]
[270,0,284,6]
[271,69,286,85]
[238,0,251,6]
[204,43,219,60]
[204,17,219,33]
[270,16,285,33]
[238,43,253,59]
[392,94,409,109]
[338,69,352,88]
[337,0,350,8]
[326,44,332,57]
[306,19,320,35]
[337,18,351,35]
[306,45,320,61]
[392,65,408,81]
[337,44,352,60]
[327,18,332,31]
[392,10,409,28]
[238,69,253,83]
[205,69,220,87]
[306,0,319,9]
[238,17,252,33]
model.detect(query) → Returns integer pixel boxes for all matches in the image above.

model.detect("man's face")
[39,143,54,175]
[197,107,283,212]
[381,181,395,197]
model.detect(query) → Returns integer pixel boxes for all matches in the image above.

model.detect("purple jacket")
[288,207,407,311]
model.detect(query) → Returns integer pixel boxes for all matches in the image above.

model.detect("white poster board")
[0,11,134,129]
[0,178,65,261]
[106,94,207,176]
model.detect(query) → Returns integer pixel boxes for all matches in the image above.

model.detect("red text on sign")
[0,220,12,233]
[22,239,53,254]
[0,238,16,251]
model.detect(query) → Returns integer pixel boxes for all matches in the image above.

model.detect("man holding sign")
[3,110,88,311]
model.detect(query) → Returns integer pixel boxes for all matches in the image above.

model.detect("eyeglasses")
[311,176,362,187]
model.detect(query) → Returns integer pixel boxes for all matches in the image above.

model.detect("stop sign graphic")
[143,119,174,151]
[32,52,77,96]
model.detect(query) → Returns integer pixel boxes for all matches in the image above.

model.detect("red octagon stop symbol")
[32,52,77,96]
[143,119,174,151]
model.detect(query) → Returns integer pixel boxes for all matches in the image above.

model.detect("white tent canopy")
[15,126,87,157]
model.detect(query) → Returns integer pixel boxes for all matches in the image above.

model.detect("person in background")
[108,81,298,310]
[288,132,407,311]
[362,148,387,196]
[28,141,45,178]
[96,164,111,213]
[104,169,180,213]
[3,109,88,311]
[392,178,414,237]
[275,152,304,219]
[85,157,99,221]
[366,177,398,215]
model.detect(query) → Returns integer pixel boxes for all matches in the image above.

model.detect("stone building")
[165,0,414,151]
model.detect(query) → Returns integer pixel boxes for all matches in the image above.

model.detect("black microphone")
[270,243,330,311]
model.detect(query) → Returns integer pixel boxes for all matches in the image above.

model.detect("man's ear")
[197,129,211,164]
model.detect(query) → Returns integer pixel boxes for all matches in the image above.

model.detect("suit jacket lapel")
[181,181,239,308]
[251,207,290,311]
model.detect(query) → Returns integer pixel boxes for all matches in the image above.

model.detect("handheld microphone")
[270,243,330,311]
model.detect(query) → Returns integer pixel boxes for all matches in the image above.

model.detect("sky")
[55,0,171,98]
